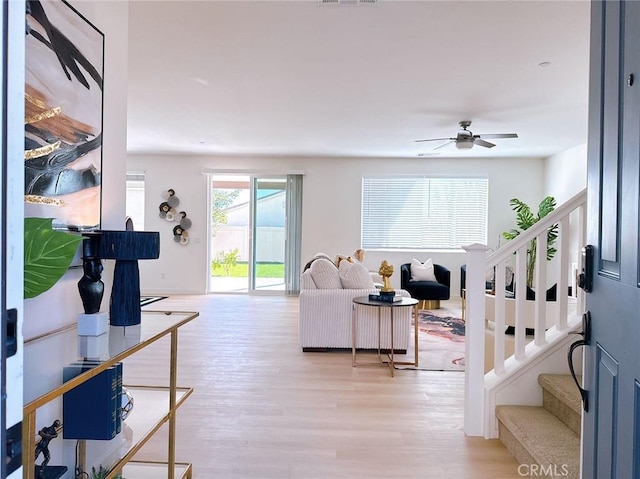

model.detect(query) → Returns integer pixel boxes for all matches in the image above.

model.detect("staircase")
[496,374,581,479]
[463,189,587,439]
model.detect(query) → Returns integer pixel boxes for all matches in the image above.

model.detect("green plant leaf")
[509,198,536,230]
[547,224,559,248]
[509,198,528,213]
[503,196,557,287]
[24,218,83,299]
[537,196,557,219]
[502,229,521,240]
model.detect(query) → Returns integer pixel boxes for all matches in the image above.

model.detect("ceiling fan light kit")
[415,120,518,151]
[455,139,474,150]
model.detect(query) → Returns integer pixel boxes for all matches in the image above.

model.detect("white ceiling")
[126,0,591,159]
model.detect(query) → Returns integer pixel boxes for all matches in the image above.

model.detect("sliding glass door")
[209,174,300,294]
[210,175,249,292]
[251,178,286,291]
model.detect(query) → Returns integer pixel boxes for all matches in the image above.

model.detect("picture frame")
[24,0,104,232]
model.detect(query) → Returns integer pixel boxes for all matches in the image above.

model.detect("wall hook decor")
[159,189,192,245]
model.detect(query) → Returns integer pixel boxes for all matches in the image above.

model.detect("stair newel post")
[462,243,490,437]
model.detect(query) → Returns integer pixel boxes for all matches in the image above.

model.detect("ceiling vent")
[319,0,377,5]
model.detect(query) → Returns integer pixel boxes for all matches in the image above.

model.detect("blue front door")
[582,1,640,477]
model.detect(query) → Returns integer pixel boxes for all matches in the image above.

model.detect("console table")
[351,296,419,377]
[22,310,199,479]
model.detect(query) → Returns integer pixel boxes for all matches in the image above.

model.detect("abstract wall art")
[159,189,192,245]
[25,0,105,231]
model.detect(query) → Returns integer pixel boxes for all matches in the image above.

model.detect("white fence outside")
[212,225,285,263]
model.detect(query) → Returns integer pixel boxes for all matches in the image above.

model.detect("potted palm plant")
[502,196,558,289]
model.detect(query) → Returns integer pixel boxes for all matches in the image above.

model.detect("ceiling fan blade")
[477,133,518,139]
[433,140,455,150]
[414,137,454,143]
[474,138,496,148]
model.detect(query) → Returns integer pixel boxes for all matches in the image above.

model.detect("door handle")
[567,311,590,412]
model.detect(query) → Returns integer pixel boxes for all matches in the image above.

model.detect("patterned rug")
[394,309,465,371]
[140,296,168,307]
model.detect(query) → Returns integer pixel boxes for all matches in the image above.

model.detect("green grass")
[211,262,284,278]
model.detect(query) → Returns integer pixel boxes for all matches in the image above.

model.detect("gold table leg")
[169,329,178,479]
[23,411,36,479]
[414,304,419,367]
[389,303,419,369]
[461,289,466,320]
[352,301,418,375]
[389,308,395,377]
[352,303,357,367]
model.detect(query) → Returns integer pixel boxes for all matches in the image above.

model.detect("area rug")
[394,309,465,372]
[140,296,168,307]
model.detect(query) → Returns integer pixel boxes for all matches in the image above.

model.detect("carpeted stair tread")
[538,374,582,414]
[538,374,582,435]
[496,405,580,478]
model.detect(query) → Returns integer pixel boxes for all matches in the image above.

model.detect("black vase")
[78,234,105,314]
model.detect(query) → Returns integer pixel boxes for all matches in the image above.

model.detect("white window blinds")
[126,172,146,231]
[361,177,488,249]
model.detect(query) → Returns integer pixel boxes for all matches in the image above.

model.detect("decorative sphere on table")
[121,387,134,420]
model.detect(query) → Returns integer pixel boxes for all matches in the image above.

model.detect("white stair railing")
[463,189,587,437]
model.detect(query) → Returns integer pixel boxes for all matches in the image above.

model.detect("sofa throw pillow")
[303,253,335,271]
[339,260,376,289]
[411,258,438,282]
[300,270,317,290]
[309,258,342,289]
[335,254,355,267]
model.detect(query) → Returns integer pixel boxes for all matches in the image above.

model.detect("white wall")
[544,143,588,291]
[544,143,587,201]
[128,154,546,297]
[6,3,26,478]
[302,157,545,296]
[23,1,129,340]
[128,155,304,294]
[21,3,129,476]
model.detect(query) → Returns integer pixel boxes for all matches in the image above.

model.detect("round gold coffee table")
[351,296,419,377]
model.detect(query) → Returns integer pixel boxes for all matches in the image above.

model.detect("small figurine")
[35,420,62,477]
[78,257,104,314]
[78,234,104,314]
[378,260,394,293]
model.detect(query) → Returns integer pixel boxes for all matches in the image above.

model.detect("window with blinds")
[361,177,488,250]
[126,172,145,231]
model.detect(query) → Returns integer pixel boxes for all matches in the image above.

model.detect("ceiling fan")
[415,120,518,150]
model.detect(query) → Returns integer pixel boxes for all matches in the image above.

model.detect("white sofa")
[299,257,412,351]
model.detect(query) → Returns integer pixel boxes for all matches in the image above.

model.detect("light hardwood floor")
[125,294,521,478]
